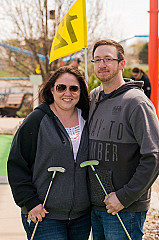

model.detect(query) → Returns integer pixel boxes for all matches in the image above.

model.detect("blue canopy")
[0,43,46,61]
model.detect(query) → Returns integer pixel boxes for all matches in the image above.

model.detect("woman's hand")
[28,204,49,223]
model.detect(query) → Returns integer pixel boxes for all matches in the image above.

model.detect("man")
[69,57,85,76]
[70,57,81,68]
[131,67,151,99]
[88,39,159,240]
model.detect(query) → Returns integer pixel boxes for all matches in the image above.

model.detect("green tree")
[138,42,148,64]
[88,73,100,92]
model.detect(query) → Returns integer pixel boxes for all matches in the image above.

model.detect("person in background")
[70,57,81,68]
[7,66,91,240]
[131,67,151,99]
[88,39,159,240]
[70,57,85,76]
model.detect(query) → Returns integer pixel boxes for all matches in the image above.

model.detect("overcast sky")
[102,0,150,43]
[0,0,151,44]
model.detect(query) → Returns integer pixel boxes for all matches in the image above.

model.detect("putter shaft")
[30,167,66,240]
[90,165,132,240]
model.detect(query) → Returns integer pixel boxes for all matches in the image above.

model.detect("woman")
[7,66,91,240]
[131,67,151,99]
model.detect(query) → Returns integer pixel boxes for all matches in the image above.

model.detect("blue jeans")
[22,212,91,240]
[91,209,147,240]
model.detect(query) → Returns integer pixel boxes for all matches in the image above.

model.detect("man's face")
[71,59,79,68]
[93,45,122,83]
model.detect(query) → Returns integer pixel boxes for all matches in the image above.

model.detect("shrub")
[88,73,100,92]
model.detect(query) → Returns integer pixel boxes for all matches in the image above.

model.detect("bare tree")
[1,0,106,81]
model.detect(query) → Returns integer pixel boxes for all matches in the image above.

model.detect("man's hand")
[28,204,48,223]
[104,192,124,215]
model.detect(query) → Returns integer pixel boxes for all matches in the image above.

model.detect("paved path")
[0,184,93,240]
[0,184,26,240]
[0,181,158,240]
[0,118,158,239]
[0,117,24,135]
[0,118,26,239]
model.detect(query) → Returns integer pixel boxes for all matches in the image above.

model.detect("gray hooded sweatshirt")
[88,79,159,212]
[7,103,90,220]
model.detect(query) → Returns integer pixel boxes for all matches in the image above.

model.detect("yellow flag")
[49,0,87,63]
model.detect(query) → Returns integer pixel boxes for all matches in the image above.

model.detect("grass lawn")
[0,135,13,176]
[0,68,26,78]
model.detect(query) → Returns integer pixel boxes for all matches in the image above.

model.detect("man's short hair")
[92,39,125,61]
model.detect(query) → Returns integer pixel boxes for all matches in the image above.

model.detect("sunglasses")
[55,84,80,93]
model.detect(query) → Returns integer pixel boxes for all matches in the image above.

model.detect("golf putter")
[80,160,132,240]
[30,166,66,240]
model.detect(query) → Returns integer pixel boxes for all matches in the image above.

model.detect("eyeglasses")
[55,84,80,93]
[91,57,121,64]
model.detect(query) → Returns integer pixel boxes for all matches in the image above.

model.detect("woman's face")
[51,73,80,112]
[132,71,141,80]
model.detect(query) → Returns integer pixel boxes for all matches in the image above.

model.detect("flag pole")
[84,47,88,85]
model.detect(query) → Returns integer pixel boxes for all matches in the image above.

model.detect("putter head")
[80,160,99,168]
[48,167,66,173]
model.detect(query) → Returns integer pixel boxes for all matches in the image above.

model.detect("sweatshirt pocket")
[89,168,115,206]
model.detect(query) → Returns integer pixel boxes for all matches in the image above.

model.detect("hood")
[96,78,144,104]
[89,78,144,125]
[35,102,53,117]
[35,102,66,144]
